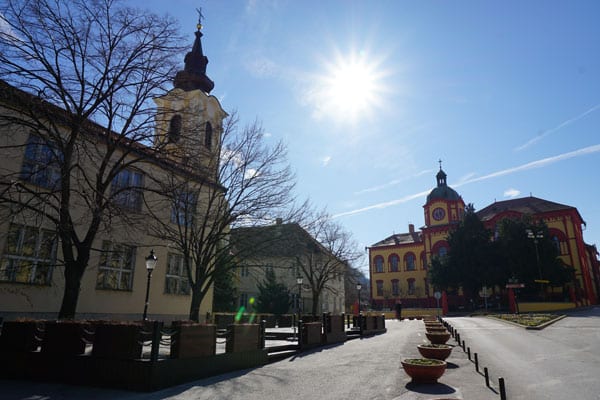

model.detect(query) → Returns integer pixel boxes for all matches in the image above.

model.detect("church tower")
[422,162,465,259]
[154,12,227,175]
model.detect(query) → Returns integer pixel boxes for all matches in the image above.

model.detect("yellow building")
[0,26,224,321]
[231,221,346,315]
[368,166,599,310]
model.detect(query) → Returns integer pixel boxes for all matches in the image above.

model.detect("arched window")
[405,253,416,271]
[205,122,213,149]
[168,114,182,143]
[374,256,384,273]
[420,252,427,270]
[389,254,399,272]
[548,229,568,255]
[438,246,447,257]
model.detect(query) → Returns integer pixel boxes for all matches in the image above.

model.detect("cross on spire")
[196,7,204,30]
[438,159,443,170]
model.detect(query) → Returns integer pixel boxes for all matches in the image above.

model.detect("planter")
[401,358,447,384]
[417,344,452,360]
[170,322,216,359]
[0,320,43,352]
[425,331,451,344]
[92,322,143,360]
[41,321,88,356]
[426,327,447,334]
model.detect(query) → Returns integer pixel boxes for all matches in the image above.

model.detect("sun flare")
[316,50,387,124]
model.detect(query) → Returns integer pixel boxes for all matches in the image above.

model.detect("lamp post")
[296,276,303,317]
[527,228,544,300]
[526,229,543,279]
[294,276,303,341]
[356,283,362,314]
[142,249,157,320]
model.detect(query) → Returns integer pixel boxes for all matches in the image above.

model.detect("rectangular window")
[165,253,190,295]
[0,223,56,285]
[376,280,384,297]
[111,169,143,212]
[391,279,399,296]
[96,241,135,291]
[171,190,198,226]
[240,265,249,277]
[20,135,62,189]
[407,279,416,295]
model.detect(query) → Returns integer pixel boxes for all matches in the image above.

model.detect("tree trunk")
[188,288,204,322]
[58,262,85,319]
[311,291,320,316]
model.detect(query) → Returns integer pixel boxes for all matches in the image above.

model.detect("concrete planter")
[92,322,143,360]
[401,358,447,384]
[0,320,42,352]
[41,321,88,356]
[171,323,216,358]
[417,344,452,360]
[425,331,451,345]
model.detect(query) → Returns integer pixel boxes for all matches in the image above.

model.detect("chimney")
[409,224,415,234]
[275,218,283,225]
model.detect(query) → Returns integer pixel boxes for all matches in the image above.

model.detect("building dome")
[426,167,461,202]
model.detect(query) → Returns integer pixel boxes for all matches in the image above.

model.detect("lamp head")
[145,249,158,271]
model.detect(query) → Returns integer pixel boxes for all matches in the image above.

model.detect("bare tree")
[148,112,297,322]
[296,210,363,315]
[0,0,184,318]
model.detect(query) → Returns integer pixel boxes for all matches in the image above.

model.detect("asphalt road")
[2,319,497,400]
[444,307,600,400]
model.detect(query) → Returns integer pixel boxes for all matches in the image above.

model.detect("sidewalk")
[1,319,498,400]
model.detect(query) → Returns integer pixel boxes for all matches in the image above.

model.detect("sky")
[137,0,600,275]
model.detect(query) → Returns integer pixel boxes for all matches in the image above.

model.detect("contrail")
[515,103,600,151]
[334,143,600,219]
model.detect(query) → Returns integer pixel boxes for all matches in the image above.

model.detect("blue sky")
[140,0,600,274]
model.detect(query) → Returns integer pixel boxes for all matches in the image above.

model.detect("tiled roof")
[370,231,422,248]
[476,196,576,222]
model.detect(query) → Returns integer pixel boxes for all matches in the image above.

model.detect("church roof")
[173,13,214,93]
[426,167,461,202]
[476,196,582,223]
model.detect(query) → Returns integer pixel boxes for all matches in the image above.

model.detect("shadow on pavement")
[405,382,456,395]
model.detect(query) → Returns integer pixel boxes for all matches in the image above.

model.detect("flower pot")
[417,344,452,360]
[425,331,451,344]
[426,326,448,334]
[401,358,447,384]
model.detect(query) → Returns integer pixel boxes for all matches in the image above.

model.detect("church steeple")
[173,8,215,93]
[436,159,447,187]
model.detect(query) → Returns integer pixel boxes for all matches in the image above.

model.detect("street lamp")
[526,229,543,279]
[527,228,545,300]
[142,249,157,320]
[296,276,303,316]
[356,283,362,314]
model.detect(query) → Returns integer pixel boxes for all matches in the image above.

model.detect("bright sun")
[316,50,387,123]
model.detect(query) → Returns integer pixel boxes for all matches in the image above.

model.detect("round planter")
[401,358,447,384]
[425,331,451,344]
[426,327,448,334]
[417,344,452,360]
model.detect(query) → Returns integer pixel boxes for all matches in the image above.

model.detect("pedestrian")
[395,301,402,320]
